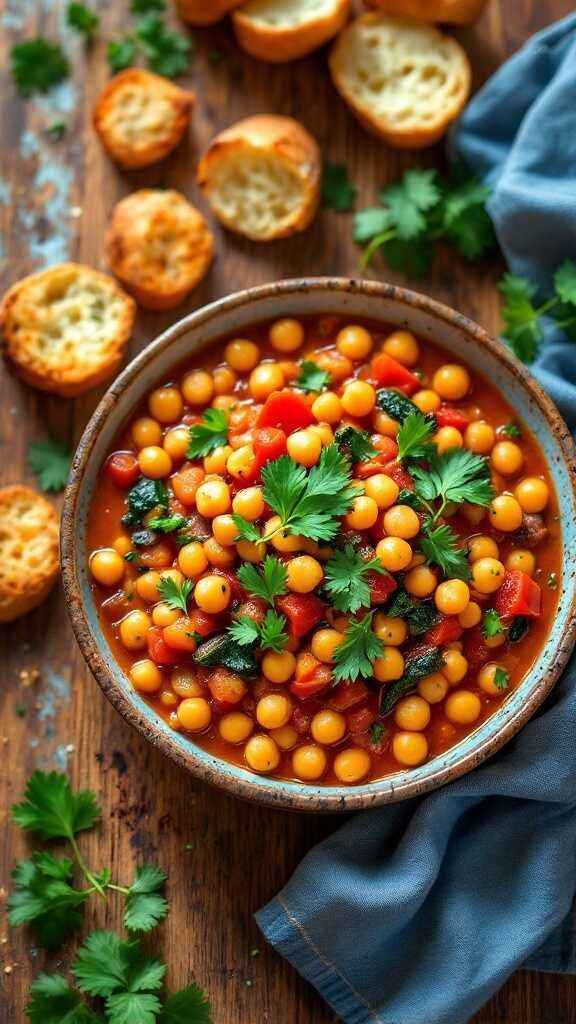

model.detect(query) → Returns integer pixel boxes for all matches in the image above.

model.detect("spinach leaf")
[122,478,168,527]
[379,648,445,715]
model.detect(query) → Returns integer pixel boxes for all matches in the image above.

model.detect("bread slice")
[329,13,471,148]
[366,0,488,25]
[197,115,321,241]
[106,190,214,311]
[1,263,136,397]
[93,69,194,169]
[232,0,350,63]
[0,486,59,622]
[176,0,242,23]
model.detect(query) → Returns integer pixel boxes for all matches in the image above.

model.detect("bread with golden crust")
[197,115,321,241]
[176,0,242,23]
[106,190,214,311]
[329,13,471,148]
[232,0,350,63]
[0,486,59,622]
[93,69,194,169]
[366,0,488,25]
[1,263,136,397]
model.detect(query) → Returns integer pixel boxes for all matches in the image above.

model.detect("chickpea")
[412,389,441,414]
[309,423,333,448]
[489,494,523,532]
[485,633,506,650]
[383,504,420,540]
[212,395,236,411]
[262,650,296,684]
[90,548,125,587]
[471,557,506,595]
[441,650,469,685]
[269,318,304,352]
[478,662,509,696]
[336,325,373,361]
[417,672,448,704]
[177,697,212,732]
[232,486,265,522]
[249,363,285,401]
[159,689,178,708]
[171,668,203,698]
[204,536,236,568]
[491,441,524,477]
[465,421,495,454]
[152,602,180,627]
[267,516,302,553]
[130,659,162,693]
[341,380,376,417]
[287,429,322,468]
[468,535,499,562]
[178,542,209,578]
[212,514,238,547]
[394,695,431,731]
[132,416,162,449]
[392,731,429,767]
[311,628,343,663]
[311,710,346,745]
[196,478,231,517]
[112,536,132,559]
[364,473,399,510]
[315,349,353,384]
[292,744,327,781]
[213,365,237,395]
[373,647,405,682]
[136,570,162,603]
[119,610,151,651]
[505,549,536,576]
[404,565,437,598]
[345,495,379,531]
[148,386,183,424]
[219,712,253,744]
[270,725,299,750]
[433,364,470,401]
[225,339,260,373]
[444,689,482,725]
[435,579,470,615]
[382,329,419,367]
[226,445,256,482]
[514,477,549,513]
[204,445,233,475]
[256,693,292,730]
[435,426,464,453]
[372,411,399,438]
[373,614,407,646]
[245,734,280,772]
[138,446,172,479]
[458,600,482,629]
[333,747,371,784]
[162,426,190,463]
[181,370,213,407]
[312,391,342,425]
[376,537,413,572]
[286,555,323,594]
[172,465,204,506]
[236,539,266,563]
[194,575,231,613]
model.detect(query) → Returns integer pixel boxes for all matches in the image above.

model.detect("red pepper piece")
[257,390,315,433]
[147,627,181,666]
[253,427,287,473]
[276,593,326,638]
[495,570,542,619]
[346,705,376,734]
[106,451,140,489]
[328,680,369,711]
[383,461,414,491]
[371,354,421,395]
[463,627,491,671]
[435,406,470,431]
[290,668,332,700]
[355,437,399,478]
[368,570,397,605]
[425,616,463,647]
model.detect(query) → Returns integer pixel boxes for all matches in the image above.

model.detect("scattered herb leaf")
[28,437,72,492]
[483,609,504,638]
[397,410,435,463]
[332,612,384,682]
[157,577,192,614]
[187,409,228,459]
[334,425,379,464]
[124,865,168,934]
[136,15,192,78]
[322,162,357,212]
[67,3,99,38]
[107,37,137,73]
[500,422,522,439]
[236,556,287,607]
[494,666,509,690]
[12,771,101,842]
[47,119,67,138]
[420,520,470,580]
[146,515,188,534]
[11,40,70,96]
[122,478,168,527]
[324,544,388,614]
[296,360,331,393]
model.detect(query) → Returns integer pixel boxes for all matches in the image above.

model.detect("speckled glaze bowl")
[62,278,576,812]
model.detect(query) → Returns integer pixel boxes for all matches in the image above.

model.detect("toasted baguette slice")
[0,486,59,622]
[329,14,471,148]
[176,0,242,23]
[106,190,214,311]
[197,115,321,241]
[1,264,135,397]
[232,0,350,63]
[366,0,488,25]
[93,69,194,169]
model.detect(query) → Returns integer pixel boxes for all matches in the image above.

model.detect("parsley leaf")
[73,931,165,998]
[324,544,388,614]
[380,169,440,240]
[420,520,470,580]
[47,119,67,138]
[494,666,509,690]
[28,437,72,492]
[107,37,137,72]
[124,865,168,933]
[187,409,228,459]
[131,0,166,11]
[229,611,288,653]
[11,40,70,96]
[26,974,102,1024]
[322,162,357,212]
[333,612,384,682]
[67,3,99,38]
[232,516,261,544]
[123,477,168,527]
[157,577,192,613]
[553,259,576,305]
[411,448,494,514]
[160,983,214,1023]
[146,515,188,534]
[334,425,379,463]
[236,556,287,606]
[499,273,542,363]
[9,853,89,950]
[354,207,393,244]
[500,421,522,439]
[483,609,504,638]
[370,722,386,745]
[397,409,435,463]
[136,15,192,78]
[12,771,101,842]
[379,648,445,715]
[228,615,259,647]
[439,167,493,259]
[107,993,162,1023]
[297,360,331,393]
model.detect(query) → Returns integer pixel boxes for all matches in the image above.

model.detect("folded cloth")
[256,14,576,1024]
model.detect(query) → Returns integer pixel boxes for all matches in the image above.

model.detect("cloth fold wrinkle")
[256,13,576,1024]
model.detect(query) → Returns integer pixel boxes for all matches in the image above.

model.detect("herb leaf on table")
[28,437,72,492]
[124,865,168,933]
[26,974,103,1023]
[322,162,357,212]
[136,15,192,78]
[12,771,101,842]
[11,40,70,96]
[107,37,137,72]
[67,3,99,38]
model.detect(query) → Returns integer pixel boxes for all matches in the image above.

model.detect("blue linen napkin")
[256,14,576,1024]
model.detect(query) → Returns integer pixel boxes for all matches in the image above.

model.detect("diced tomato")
[495,570,542,619]
[162,618,197,653]
[208,668,247,706]
[328,680,369,711]
[352,727,388,755]
[147,627,181,666]
[102,590,135,622]
[106,451,140,489]
[139,542,173,569]
[368,570,397,605]
[463,627,491,671]
[346,706,376,733]
[371,354,420,396]
[292,707,313,734]
[424,616,463,647]
[383,462,414,491]
[435,406,470,431]
[257,391,315,433]
[290,667,332,700]
[188,609,219,637]
[276,593,326,638]
[295,651,320,681]
[253,427,287,473]
[355,437,399,478]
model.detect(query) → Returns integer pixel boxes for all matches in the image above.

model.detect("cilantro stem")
[536,297,558,316]
[360,229,397,271]
[70,836,107,898]
[107,883,130,896]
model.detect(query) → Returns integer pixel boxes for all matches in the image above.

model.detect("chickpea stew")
[87,316,560,787]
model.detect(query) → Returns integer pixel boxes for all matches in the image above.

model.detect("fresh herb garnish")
[376,389,418,424]
[370,722,386,744]
[187,408,228,459]
[385,590,439,636]
[131,0,166,11]
[124,551,137,562]
[379,649,445,715]
[146,514,188,534]
[10,853,90,950]
[334,425,379,463]
[107,37,137,72]
[122,477,168,527]
[136,14,192,78]
[500,422,522,439]
[296,360,331,393]
[229,611,288,654]
[420,520,470,580]
[332,612,384,683]
[396,410,435,463]
[494,666,509,690]
[194,632,258,676]
[67,3,99,38]
[11,40,70,96]
[411,448,494,518]
[236,556,287,607]
[483,609,504,638]
[324,544,388,614]
[157,577,192,613]
[47,119,67,139]
[28,437,72,492]
[499,260,576,363]
[322,162,357,212]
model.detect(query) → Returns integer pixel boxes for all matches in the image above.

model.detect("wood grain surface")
[1,1,574,1021]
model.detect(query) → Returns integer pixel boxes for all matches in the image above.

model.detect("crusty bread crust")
[0,486,59,623]
[106,190,214,311]
[175,0,242,23]
[197,114,321,241]
[93,69,194,169]
[232,0,350,63]
[366,0,488,25]
[1,263,136,397]
[329,13,471,148]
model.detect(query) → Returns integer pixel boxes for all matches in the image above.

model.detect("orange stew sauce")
[87,316,560,787]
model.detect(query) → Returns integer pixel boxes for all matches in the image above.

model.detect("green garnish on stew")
[333,612,385,683]
[236,556,287,607]
[334,425,379,463]
[157,577,192,613]
[187,408,229,459]
[297,360,331,393]
[324,544,388,614]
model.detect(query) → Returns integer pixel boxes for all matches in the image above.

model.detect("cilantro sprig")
[499,259,576,363]
[420,520,470,580]
[297,360,331,393]
[187,409,228,459]
[334,425,379,464]
[410,447,494,520]
[333,612,384,682]
[146,514,188,534]
[322,162,357,213]
[28,437,72,492]
[483,609,504,638]
[494,666,510,690]
[11,40,70,96]
[136,14,192,78]
[157,577,193,614]
[67,3,99,38]
[324,544,388,614]
[229,610,288,654]
[236,556,287,606]
[396,410,435,463]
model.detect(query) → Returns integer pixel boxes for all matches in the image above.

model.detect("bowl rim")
[61,276,576,812]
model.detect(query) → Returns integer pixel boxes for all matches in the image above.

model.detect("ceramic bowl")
[62,278,576,812]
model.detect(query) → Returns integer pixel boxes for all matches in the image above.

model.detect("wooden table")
[1,1,574,1021]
